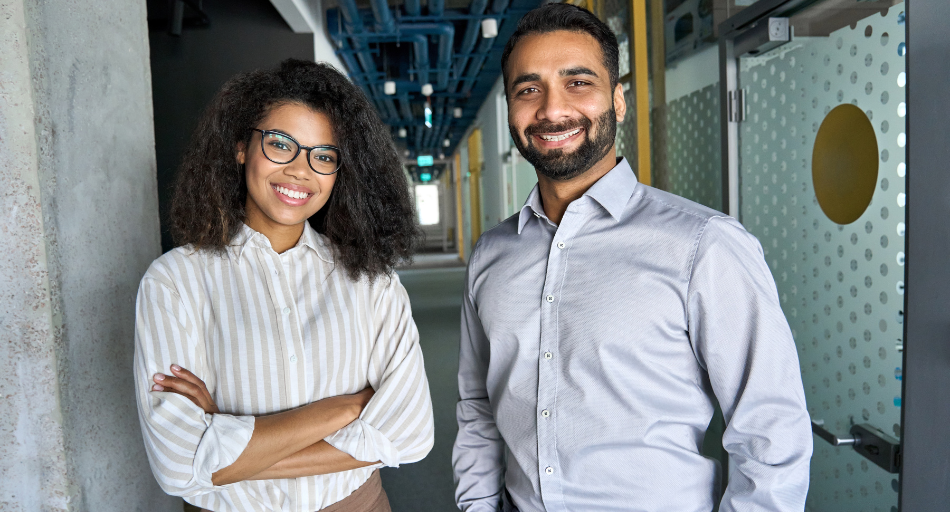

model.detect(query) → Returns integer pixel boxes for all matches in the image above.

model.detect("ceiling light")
[384,81,396,95]
[439,153,445,159]
[453,107,463,118]
[443,138,450,147]
[481,18,498,39]
[421,83,434,96]
[403,149,410,157]
[398,128,407,138]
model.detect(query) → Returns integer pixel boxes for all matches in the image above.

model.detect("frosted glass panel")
[737,4,905,511]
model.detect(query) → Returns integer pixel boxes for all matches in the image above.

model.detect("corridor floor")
[381,266,466,511]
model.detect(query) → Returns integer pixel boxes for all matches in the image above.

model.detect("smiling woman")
[133,60,433,512]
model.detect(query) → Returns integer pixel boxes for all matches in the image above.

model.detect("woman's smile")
[271,182,314,205]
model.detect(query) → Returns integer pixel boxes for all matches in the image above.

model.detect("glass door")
[723,1,906,510]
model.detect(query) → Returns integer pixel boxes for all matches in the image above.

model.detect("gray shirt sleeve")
[687,217,813,511]
[453,257,507,511]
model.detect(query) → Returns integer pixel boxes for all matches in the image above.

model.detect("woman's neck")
[244,206,305,254]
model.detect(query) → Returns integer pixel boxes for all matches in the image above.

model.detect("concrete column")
[0,0,178,510]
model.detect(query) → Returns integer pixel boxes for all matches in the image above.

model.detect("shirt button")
[545,295,554,303]
[289,354,298,363]
[543,351,553,360]
[545,467,554,475]
[274,269,279,275]
[282,307,291,315]
[557,241,566,249]
[533,212,541,218]
[541,409,550,418]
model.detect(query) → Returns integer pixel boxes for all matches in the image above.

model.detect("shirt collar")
[517,157,639,234]
[229,221,333,262]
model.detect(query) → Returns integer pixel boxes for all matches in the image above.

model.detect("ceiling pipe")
[397,94,414,121]
[335,0,453,90]
[414,125,425,153]
[333,4,394,115]
[454,0,489,86]
[370,0,396,33]
[404,0,421,17]
[460,0,509,95]
[407,34,430,87]
[429,0,445,17]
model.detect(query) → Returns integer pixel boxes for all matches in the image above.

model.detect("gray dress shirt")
[453,158,812,512]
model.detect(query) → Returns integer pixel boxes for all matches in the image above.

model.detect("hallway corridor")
[381,267,466,511]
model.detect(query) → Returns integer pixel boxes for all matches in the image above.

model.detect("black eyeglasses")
[252,129,342,175]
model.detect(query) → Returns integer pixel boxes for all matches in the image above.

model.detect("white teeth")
[539,128,581,142]
[275,186,309,200]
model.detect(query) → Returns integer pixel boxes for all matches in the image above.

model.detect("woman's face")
[237,102,338,235]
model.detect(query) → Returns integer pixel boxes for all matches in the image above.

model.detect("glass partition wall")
[623,0,907,510]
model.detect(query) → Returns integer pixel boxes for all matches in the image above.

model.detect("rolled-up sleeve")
[133,274,255,497]
[687,217,813,511]
[452,258,506,512]
[324,273,434,467]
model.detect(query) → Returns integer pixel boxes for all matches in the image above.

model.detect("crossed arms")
[133,273,434,497]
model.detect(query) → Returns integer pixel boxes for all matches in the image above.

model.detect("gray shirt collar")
[517,157,639,234]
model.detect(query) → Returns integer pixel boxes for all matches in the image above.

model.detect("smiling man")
[451,4,813,512]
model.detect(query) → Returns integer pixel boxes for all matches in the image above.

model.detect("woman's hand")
[153,365,220,414]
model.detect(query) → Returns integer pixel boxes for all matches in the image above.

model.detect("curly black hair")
[170,59,419,279]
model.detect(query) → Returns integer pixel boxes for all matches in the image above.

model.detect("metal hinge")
[728,89,746,123]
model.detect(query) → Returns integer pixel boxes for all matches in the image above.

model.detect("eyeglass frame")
[251,128,342,175]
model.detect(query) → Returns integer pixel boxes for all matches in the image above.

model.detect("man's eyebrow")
[509,73,541,90]
[560,66,599,78]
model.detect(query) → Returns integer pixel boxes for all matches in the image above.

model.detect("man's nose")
[537,89,572,122]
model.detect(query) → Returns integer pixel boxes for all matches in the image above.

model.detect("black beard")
[511,107,617,181]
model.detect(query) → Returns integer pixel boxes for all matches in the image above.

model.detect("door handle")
[811,420,901,473]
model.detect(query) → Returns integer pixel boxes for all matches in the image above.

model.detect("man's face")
[505,30,626,181]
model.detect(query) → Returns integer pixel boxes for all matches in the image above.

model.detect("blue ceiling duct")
[328,0,543,156]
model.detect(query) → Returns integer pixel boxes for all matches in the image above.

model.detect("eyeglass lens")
[261,131,340,174]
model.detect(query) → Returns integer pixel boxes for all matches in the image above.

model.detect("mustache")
[524,117,591,137]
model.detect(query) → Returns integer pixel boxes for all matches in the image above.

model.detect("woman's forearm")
[211,390,371,485]
[248,440,378,480]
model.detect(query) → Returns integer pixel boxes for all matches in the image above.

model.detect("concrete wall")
[0,0,176,510]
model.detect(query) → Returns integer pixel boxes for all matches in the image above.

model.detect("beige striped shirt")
[133,223,434,511]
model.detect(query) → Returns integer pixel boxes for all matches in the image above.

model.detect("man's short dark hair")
[501,3,620,92]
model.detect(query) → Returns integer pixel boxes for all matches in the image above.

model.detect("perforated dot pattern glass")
[665,84,722,211]
[737,5,905,511]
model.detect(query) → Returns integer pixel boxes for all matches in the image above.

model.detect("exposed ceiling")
[326,0,544,159]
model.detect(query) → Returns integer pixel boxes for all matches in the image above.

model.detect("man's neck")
[537,149,617,225]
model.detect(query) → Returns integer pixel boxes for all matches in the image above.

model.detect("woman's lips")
[271,184,313,206]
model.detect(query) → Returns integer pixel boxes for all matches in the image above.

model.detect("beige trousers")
[199,470,391,512]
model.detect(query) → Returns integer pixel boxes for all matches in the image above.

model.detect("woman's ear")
[235,141,247,165]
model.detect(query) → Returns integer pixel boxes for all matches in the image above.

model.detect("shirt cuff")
[192,413,255,489]
[324,419,400,468]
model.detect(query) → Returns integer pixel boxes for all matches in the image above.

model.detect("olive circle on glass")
[812,104,879,224]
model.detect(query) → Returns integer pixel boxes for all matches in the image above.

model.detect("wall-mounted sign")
[417,155,434,167]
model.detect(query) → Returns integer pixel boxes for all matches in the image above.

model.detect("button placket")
[536,210,585,510]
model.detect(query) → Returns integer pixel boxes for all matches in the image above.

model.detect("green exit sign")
[417,155,434,167]
[420,172,432,182]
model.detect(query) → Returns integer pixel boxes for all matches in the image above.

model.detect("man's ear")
[236,141,247,166]
[613,82,627,122]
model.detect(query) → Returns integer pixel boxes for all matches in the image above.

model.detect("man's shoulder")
[634,184,727,226]
[471,211,522,255]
